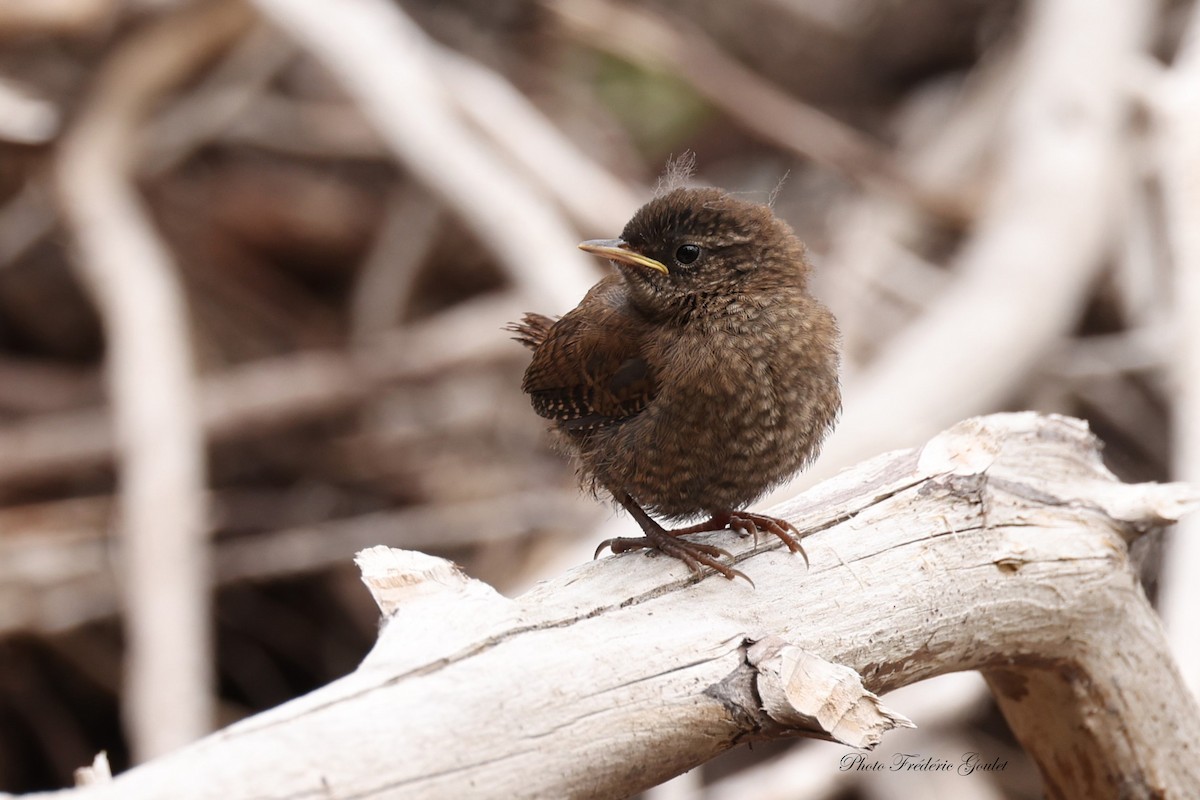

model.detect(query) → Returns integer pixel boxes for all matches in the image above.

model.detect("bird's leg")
[595,494,751,583]
[669,510,809,568]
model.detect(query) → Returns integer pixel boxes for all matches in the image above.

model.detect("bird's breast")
[571,293,840,518]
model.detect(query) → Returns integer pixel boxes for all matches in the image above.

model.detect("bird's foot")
[594,528,749,583]
[598,494,752,583]
[673,510,809,568]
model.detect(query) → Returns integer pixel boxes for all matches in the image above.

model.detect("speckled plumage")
[510,187,840,579]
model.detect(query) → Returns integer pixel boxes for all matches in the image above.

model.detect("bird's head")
[579,188,809,320]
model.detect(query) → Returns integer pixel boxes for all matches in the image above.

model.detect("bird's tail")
[504,312,556,350]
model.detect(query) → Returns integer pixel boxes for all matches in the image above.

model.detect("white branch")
[770,0,1151,499]
[54,0,254,760]
[0,0,114,35]
[0,488,599,635]
[31,413,1200,800]
[0,75,59,144]
[1152,0,1200,698]
[247,0,597,313]
[0,292,525,486]
[434,46,642,236]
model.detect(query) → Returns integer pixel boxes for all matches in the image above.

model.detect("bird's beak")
[578,239,669,274]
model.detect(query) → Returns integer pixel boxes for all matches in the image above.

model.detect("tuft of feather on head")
[654,151,697,197]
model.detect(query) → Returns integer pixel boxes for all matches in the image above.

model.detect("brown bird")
[509,185,840,581]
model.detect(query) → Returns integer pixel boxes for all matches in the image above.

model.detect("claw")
[655,535,751,584]
[680,510,810,569]
[727,512,810,569]
[600,495,805,584]
[728,515,760,545]
[595,533,748,582]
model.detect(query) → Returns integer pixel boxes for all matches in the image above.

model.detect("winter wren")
[509,185,840,581]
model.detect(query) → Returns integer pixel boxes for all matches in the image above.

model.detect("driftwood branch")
[27,413,1199,800]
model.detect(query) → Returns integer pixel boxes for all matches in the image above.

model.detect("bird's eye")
[675,244,701,265]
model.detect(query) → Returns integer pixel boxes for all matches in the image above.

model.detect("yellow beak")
[578,239,669,274]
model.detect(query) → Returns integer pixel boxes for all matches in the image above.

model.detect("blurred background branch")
[1153,0,1200,700]
[55,0,254,761]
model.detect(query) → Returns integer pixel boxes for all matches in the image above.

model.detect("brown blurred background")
[0,0,1196,797]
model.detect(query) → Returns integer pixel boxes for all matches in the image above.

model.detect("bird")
[508,182,840,581]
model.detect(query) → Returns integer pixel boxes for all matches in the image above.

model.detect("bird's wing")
[521,297,656,432]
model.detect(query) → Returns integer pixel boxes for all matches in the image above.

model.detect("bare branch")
[434,45,642,236]
[248,0,597,312]
[0,488,598,635]
[0,76,60,144]
[771,0,1152,498]
[54,0,255,760]
[0,0,114,36]
[34,413,1200,800]
[347,185,442,344]
[0,292,526,487]
[553,0,969,224]
[1150,0,1200,697]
